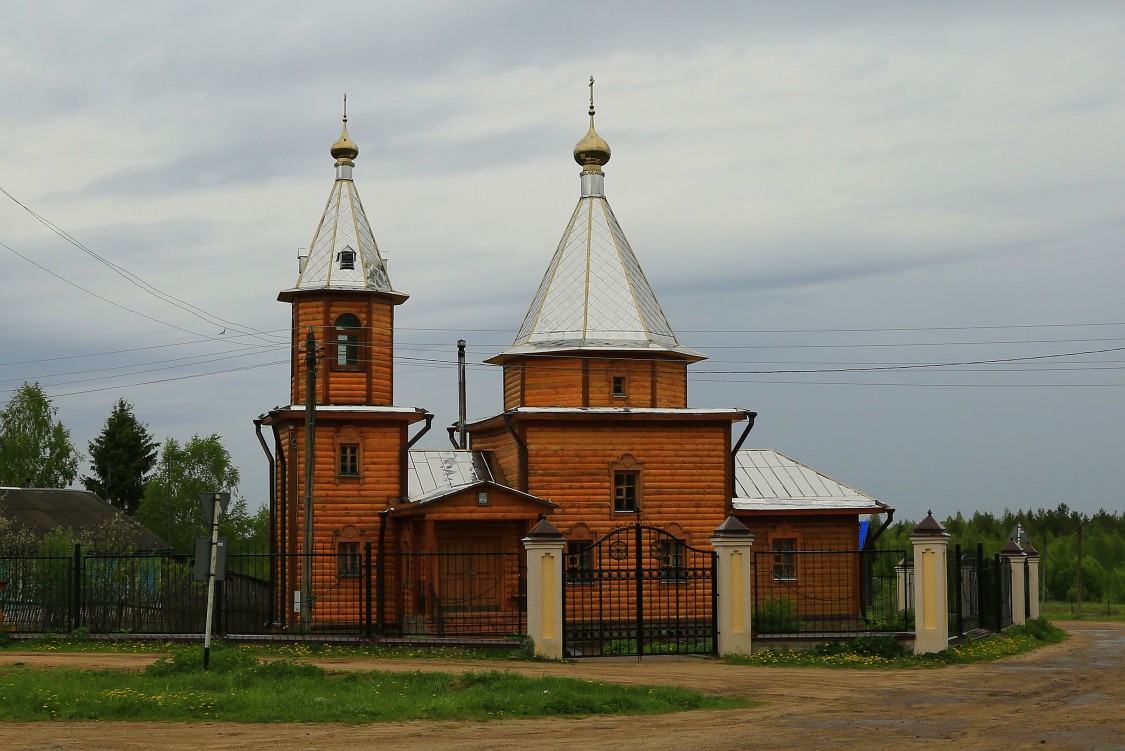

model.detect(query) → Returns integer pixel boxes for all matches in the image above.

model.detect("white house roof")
[278,115,402,300]
[732,449,886,513]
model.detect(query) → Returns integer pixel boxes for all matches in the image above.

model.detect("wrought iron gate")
[562,524,716,657]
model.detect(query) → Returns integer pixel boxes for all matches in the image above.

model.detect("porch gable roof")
[732,449,888,514]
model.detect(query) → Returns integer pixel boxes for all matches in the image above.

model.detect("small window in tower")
[339,443,359,477]
[612,375,627,398]
[337,246,356,270]
[335,313,361,367]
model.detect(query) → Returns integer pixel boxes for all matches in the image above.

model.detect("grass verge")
[0,646,749,723]
[724,618,1069,669]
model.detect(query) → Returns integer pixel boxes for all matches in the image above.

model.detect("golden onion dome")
[573,76,610,172]
[330,117,359,164]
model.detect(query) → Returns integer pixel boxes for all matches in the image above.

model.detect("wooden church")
[257,89,891,634]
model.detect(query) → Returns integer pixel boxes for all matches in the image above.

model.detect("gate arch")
[562,523,716,657]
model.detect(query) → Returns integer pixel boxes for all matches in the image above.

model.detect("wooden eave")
[466,408,749,433]
[277,287,409,305]
[390,481,556,518]
[260,406,429,427]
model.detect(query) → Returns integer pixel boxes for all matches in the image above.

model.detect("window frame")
[338,443,359,478]
[337,540,361,578]
[655,538,688,584]
[770,537,798,581]
[333,313,362,369]
[566,541,595,584]
[611,374,627,398]
[613,470,639,513]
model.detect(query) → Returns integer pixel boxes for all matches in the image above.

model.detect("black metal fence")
[947,543,1012,636]
[751,549,908,637]
[563,525,716,657]
[0,545,525,641]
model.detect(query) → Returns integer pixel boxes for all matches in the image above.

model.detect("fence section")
[563,524,716,657]
[946,543,1012,637]
[751,549,908,637]
[0,546,525,641]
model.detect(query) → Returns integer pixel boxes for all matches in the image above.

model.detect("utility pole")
[301,327,318,629]
[1076,522,1083,614]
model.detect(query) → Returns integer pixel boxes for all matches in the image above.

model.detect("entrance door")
[438,538,502,612]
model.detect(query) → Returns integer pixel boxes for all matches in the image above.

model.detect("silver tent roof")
[490,115,703,362]
[279,116,401,300]
[732,449,886,513]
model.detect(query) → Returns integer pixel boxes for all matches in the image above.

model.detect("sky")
[1,1,1122,525]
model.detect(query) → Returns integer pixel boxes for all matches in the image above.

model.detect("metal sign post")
[200,491,230,670]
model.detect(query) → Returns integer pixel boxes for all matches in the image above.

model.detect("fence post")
[1001,539,1027,626]
[910,512,950,655]
[364,541,373,638]
[895,558,914,612]
[1023,543,1040,619]
[522,518,565,660]
[953,543,964,637]
[71,543,82,632]
[711,516,755,656]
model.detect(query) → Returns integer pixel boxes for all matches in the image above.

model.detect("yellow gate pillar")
[1001,539,1028,626]
[711,516,755,656]
[1023,543,1040,620]
[523,517,566,660]
[910,512,950,655]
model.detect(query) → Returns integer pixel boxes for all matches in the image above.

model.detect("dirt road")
[0,621,1120,750]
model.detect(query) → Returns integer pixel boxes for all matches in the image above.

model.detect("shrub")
[755,597,799,633]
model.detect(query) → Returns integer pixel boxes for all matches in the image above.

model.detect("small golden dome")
[573,76,610,172]
[331,117,359,164]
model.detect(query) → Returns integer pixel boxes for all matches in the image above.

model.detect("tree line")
[0,382,267,553]
[873,506,1125,604]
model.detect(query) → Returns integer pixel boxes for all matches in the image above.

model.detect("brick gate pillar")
[1001,539,1028,626]
[711,516,755,656]
[522,517,566,660]
[1023,543,1040,620]
[910,512,950,655]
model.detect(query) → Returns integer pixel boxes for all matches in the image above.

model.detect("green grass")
[724,618,1069,669]
[1040,600,1125,621]
[0,645,748,722]
[0,632,517,662]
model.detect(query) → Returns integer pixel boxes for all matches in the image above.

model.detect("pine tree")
[0,382,80,488]
[82,399,159,515]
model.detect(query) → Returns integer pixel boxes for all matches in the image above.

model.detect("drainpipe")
[446,425,460,449]
[376,508,389,631]
[502,412,529,493]
[400,413,434,502]
[864,503,895,551]
[253,418,275,547]
[729,411,758,504]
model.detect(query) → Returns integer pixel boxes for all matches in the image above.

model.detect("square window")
[613,471,638,513]
[338,541,361,577]
[566,541,594,583]
[656,539,687,583]
[771,538,797,580]
[339,443,359,477]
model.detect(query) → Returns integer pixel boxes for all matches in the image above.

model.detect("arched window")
[335,313,361,367]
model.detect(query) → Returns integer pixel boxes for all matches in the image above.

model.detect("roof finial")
[574,76,610,173]
[331,95,359,165]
